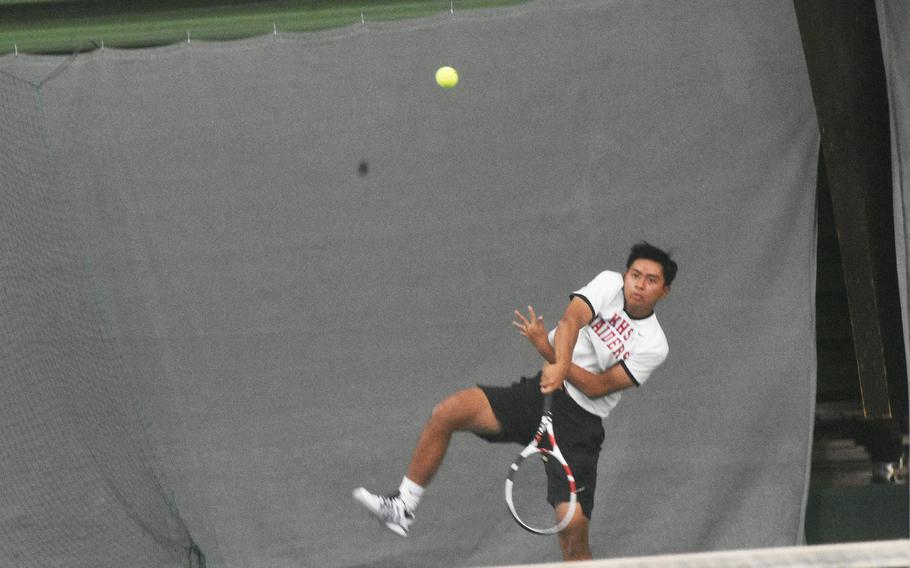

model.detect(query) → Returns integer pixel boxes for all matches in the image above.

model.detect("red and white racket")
[504,394,577,534]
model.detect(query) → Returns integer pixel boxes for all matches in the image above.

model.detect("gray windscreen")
[0,1,818,566]
[0,71,193,567]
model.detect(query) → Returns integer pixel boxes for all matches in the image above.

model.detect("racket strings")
[510,450,569,531]
[505,399,577,534]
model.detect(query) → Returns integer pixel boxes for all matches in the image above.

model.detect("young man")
[354,242,677,561]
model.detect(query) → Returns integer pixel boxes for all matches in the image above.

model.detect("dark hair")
[626,242,678,286]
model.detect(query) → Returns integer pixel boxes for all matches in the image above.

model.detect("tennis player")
[354,242,677,561]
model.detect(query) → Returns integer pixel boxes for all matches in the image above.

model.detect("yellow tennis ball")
[435,66,459,89]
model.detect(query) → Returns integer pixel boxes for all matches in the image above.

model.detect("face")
[623,259,669,317]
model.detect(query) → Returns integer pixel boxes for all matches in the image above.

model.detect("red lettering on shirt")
[588,312,635,360]
[615,319,630,337]
[606,337,623,351]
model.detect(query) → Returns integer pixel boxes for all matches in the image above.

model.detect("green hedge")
[0,0,527,55]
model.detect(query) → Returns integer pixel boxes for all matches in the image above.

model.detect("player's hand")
[539,361,568,394]
[513,306,549,352]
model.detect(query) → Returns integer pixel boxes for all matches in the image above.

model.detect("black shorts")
[476,372,605,519]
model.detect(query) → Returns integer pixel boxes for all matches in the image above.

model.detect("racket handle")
[542,393,553,414]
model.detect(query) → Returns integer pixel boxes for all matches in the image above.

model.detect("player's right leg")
[555,503,592,560]
[353,387,501,537]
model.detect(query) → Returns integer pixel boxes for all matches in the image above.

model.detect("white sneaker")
[352,488,415,537]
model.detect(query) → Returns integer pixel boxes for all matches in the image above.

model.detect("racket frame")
[504,394,578,534]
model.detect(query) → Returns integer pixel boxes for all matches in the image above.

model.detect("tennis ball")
[435,66,459,89]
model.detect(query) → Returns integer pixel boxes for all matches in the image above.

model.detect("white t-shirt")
[547,270,668,418]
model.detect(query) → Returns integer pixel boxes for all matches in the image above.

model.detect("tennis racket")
[504,393,577,534]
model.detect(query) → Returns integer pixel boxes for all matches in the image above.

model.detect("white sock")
[398,476,424,511]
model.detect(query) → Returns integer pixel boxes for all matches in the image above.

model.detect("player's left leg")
[353,387,501,537]
[555,502,593,561]
[405,387,501,486]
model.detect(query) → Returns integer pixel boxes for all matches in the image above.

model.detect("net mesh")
[483,539,910,568]
[0,71,197,567]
